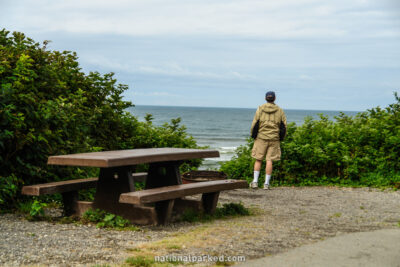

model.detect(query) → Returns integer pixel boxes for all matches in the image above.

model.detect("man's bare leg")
[264,160,273,189]
[266,160,272,175]
[254,159,262,172]
[251,159,263,188]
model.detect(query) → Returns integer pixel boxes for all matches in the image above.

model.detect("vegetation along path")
[1,186,399,266]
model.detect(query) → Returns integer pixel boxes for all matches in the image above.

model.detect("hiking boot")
[250,182,258,189]
[263,184,270,190]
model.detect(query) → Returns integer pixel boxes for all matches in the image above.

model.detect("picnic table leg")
[155,199,175,225]
[93,166,157,225]
[62,191,79,216]
[202,192,220,214]
[145,161,182,189]
[146,161,204,217]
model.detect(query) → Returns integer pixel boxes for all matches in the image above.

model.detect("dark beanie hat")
[266,91,276,100]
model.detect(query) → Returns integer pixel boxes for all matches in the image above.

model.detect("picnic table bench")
[21,173,146,216]
[21,148,247,225]
[120,179,247,224]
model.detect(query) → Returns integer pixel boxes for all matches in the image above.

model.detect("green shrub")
[29,200,47,218]
[221,93,400,188]
[0,29,200,210]
[81,208,137,229]
[0,175,19,212]
[17,200,33,214]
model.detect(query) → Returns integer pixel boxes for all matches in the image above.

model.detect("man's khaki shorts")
[251,139,281,161]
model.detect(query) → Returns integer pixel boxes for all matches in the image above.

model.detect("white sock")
[252,171,260,183]
[265,174,271,185]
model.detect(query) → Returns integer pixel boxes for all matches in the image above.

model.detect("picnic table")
[22,148,247,225]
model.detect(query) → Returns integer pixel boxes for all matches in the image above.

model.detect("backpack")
[251,120,260,139]
[279,121,286,141]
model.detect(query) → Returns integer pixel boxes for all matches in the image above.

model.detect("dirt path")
[1,186,399,266]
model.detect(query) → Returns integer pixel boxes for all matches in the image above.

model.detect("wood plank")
[47,148,219,167]
[21,177,98,196]
[75,201,94,216]
[21,173,146,196]
[119,179,247,205]
[132,172,147,183]
[202,192,220,214]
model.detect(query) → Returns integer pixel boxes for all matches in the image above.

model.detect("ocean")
[128,105,359,169]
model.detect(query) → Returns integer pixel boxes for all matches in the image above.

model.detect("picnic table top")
[47,148,220,168]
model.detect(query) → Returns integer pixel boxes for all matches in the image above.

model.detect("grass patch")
[124,203,253,260]
[125,256,155,267]
[126,216,257,265]
[215,261,235,266]
[166,244,182,250]
[125,255,185,266]
[299,209,307,214]
[178,202,250,223]
[330,212,342,218]
[133,225,223,254]
[215,202,250,217]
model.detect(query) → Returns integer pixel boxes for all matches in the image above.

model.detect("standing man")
[250,91,287,189]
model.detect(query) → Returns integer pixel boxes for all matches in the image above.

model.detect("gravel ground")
[1,186,400,266]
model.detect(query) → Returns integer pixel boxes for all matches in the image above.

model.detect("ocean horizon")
[132,104,361,113]
[128,105,360,169]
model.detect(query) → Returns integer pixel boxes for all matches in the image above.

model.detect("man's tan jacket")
[251,103,287,141]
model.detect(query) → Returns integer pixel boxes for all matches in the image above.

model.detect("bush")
[81,208,135,229]
[29,200,47,219]
[0,29,200,210]
[0,175,19,211]
[220,93,400,188]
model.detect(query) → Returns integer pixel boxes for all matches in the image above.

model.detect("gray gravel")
[1,186,400,266]
[0,213,196,266]
[213,186,400,259]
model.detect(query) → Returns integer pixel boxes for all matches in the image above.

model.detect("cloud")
[299,75,314,81]
[136,65,256,80]
[130,91,180,97]
[2,0,399,110]
[83,55,257,81]
[3,0,399,40]
[137,64,223,79]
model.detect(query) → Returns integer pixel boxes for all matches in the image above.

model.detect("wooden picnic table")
[22,148,247,225]
[47,148,221,224]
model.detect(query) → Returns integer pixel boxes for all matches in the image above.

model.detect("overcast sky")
[1,0,400,110]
